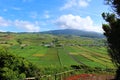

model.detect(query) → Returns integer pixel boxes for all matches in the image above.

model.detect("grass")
[9,45,48,65]
[1,32,115,70]
[64,46,115,69]
[58,48,79,66]
[8,44,115,69]
[82,46,108,55]
[77,46,110,59]
[72,54,105,68]
[38,48,61,66]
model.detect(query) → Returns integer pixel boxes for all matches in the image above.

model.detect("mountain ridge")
[41,29,105,38]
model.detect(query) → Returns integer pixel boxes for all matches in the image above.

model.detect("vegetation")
[0,46,41,80]
[0,32,115,79]
[102,0,120,79]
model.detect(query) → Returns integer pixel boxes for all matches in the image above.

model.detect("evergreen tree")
[102,0,120,79]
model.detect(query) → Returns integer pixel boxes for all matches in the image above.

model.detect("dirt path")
[65,74,115,80]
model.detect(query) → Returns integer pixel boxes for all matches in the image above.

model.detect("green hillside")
[0,32,115,76]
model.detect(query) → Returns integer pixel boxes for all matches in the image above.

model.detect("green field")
[8,45,114,69]
[0,32,116,75]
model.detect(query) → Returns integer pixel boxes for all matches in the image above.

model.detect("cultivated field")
[0,32,116,77]
[9,45,114,69]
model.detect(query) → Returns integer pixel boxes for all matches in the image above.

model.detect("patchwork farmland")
[9,45,114,69]
[0,32,116,79]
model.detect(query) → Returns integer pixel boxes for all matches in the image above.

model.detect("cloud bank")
[0,16,40,32]
[55,14,102,33]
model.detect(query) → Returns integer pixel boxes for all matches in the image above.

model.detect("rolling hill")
[0,31,115,80]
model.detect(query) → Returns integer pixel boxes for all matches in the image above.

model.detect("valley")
[0,30,116,79]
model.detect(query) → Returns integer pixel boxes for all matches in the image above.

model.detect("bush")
[0,46,41,80]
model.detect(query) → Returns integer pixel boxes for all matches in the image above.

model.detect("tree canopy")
[102,0,120,79]
[105,0,120,16]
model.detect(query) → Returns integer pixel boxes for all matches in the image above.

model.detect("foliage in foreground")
[0,46,41,80]
[103,0,120,79]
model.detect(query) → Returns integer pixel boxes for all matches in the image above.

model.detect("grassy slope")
[65,46,114,68]
[0,32,115,69]
[58,48,79,66]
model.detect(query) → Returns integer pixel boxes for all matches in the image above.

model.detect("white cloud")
[0,17,11,27]
[60,0,76,10]
[60,0,91,10]
[0,16,40,32]
[14,20,40,32]
[55,14,102,33]
[30,11,50,19]
[78,0,88,7]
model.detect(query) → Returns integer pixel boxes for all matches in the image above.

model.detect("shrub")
[0,46,41,80]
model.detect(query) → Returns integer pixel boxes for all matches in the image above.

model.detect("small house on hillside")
[44,42,54,48]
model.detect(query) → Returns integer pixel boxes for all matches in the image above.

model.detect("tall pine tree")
[102,0,120,79]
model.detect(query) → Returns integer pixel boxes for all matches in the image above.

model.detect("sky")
[0,0,111,33]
